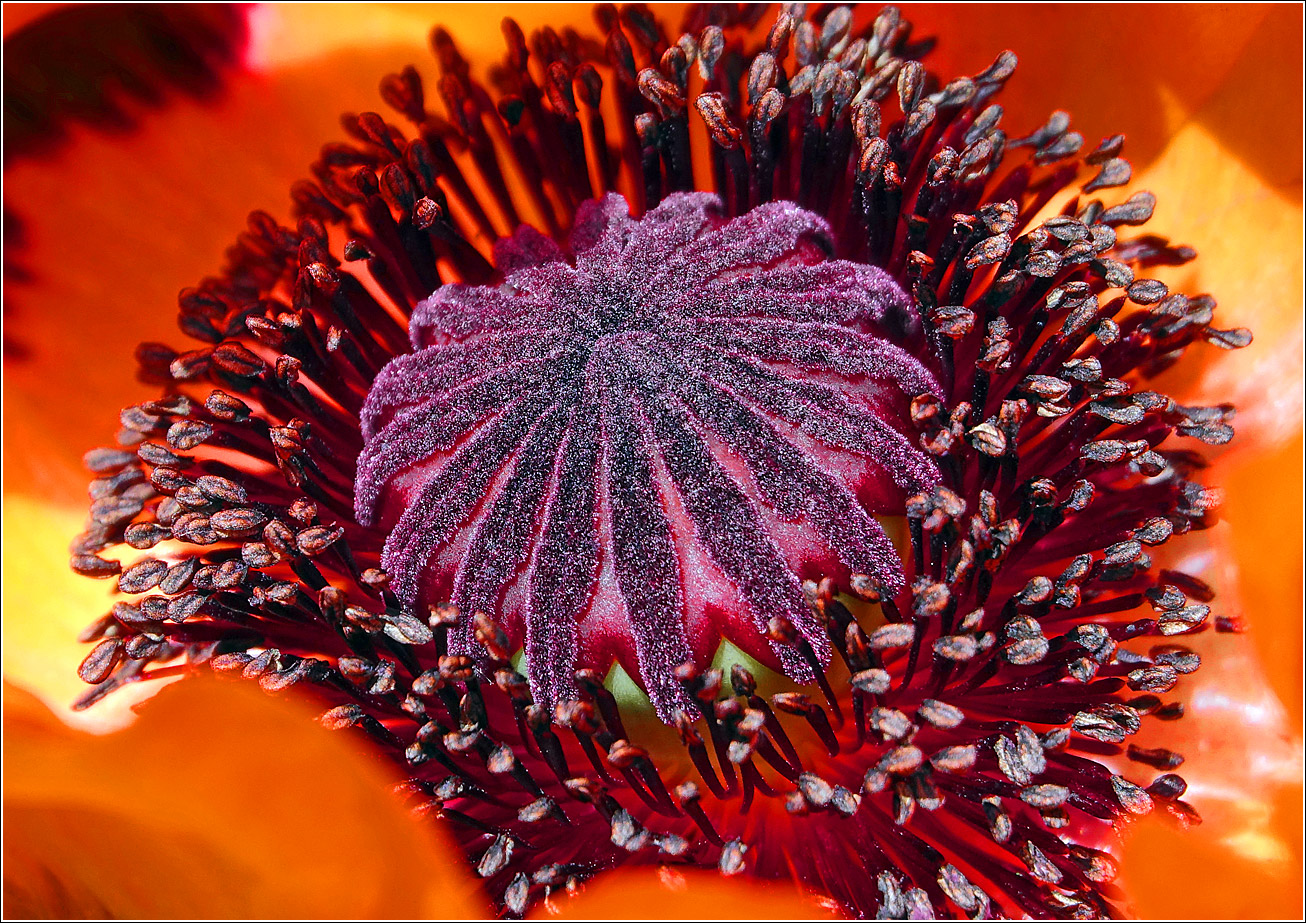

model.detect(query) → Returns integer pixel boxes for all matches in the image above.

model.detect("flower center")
[356,192,938,720]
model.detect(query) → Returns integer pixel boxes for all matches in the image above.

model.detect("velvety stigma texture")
[356,192,938,718]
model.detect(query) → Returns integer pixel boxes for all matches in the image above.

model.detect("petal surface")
[3,675,481,917]
[538,867,836,920]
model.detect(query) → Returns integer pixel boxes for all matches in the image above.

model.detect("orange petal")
[2,675,483,917]
[1132,4,1303,446]
[1114,552,1303,919]
[1117,431,1305,920]
[1122,783,1303,920]
[1118,9,1303,914]
[1222,434,1306,729]
[537,866,838,920]
[0,498,153,731]
[904,3,1284,172]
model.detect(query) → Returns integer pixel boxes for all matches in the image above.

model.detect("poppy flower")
[3,3,1301,919]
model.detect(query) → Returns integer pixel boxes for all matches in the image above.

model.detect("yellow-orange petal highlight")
[2,675,483,918]
[248,2,613,73]
[0,497,154,732]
